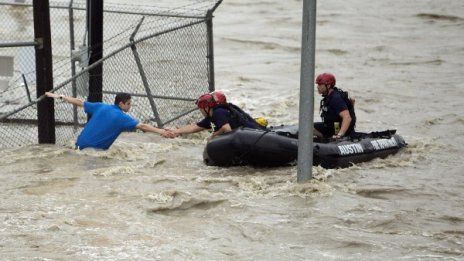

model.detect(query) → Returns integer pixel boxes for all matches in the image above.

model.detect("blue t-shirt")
[76,102,139,150]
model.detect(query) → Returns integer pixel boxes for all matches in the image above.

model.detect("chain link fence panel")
[0,0,222,149]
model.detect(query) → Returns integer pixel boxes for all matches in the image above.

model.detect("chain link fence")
[0,0,222,149]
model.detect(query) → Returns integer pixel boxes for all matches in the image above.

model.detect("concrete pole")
[297,0,317,182]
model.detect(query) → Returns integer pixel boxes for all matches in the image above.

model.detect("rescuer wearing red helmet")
[171,91,264,137]
[211,90,227,105]
[314,73,356,139]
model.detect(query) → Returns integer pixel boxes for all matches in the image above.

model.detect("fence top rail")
[0,1,221,19]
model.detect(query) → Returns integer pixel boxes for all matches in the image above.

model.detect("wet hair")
[114,92,131,105]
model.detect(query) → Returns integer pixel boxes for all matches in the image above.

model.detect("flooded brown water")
[1,0,463,260]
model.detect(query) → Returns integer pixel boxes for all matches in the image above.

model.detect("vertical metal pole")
[69,0,78,130]
[297,0,316,182]
[33,0,55,144]
[206,9,215,92]
[87,0,103,103]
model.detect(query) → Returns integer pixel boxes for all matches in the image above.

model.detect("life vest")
[215,103,267,130]
[319,87,356,134]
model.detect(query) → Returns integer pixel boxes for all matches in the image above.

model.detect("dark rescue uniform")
[315,87,356,138]
[197,103,264,132]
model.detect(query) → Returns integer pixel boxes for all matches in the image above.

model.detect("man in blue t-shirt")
[314,73,356,139]
[171,91,263,137]
[45,92,175,150]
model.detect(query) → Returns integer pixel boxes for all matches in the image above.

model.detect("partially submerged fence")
[0,0,222,149]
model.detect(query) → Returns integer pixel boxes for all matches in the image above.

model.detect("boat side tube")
[203,127,407,168]
[203,128,298,167]
[313,133,407,168]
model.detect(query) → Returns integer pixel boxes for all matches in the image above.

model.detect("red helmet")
[211,91,227,105]
[315,73,336,87]
[195,93,217,109]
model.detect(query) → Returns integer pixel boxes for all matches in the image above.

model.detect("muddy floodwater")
[1,0,463,260]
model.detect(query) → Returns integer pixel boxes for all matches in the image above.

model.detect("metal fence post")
[87,0,103,103]
[68,0,79,130]
[33,0,55,144]
[206,9,215,92]
[297,0,317,182]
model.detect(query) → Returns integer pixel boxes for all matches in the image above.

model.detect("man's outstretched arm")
[45,92,84,107]
[136,123,176,138]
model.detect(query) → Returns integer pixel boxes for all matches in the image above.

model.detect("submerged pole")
[206,9,215,92]
[87,0,103,103]
[297,0,317,182]
[34,0,55,144]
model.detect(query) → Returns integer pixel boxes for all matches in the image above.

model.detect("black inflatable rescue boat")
[203,125,407,169]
